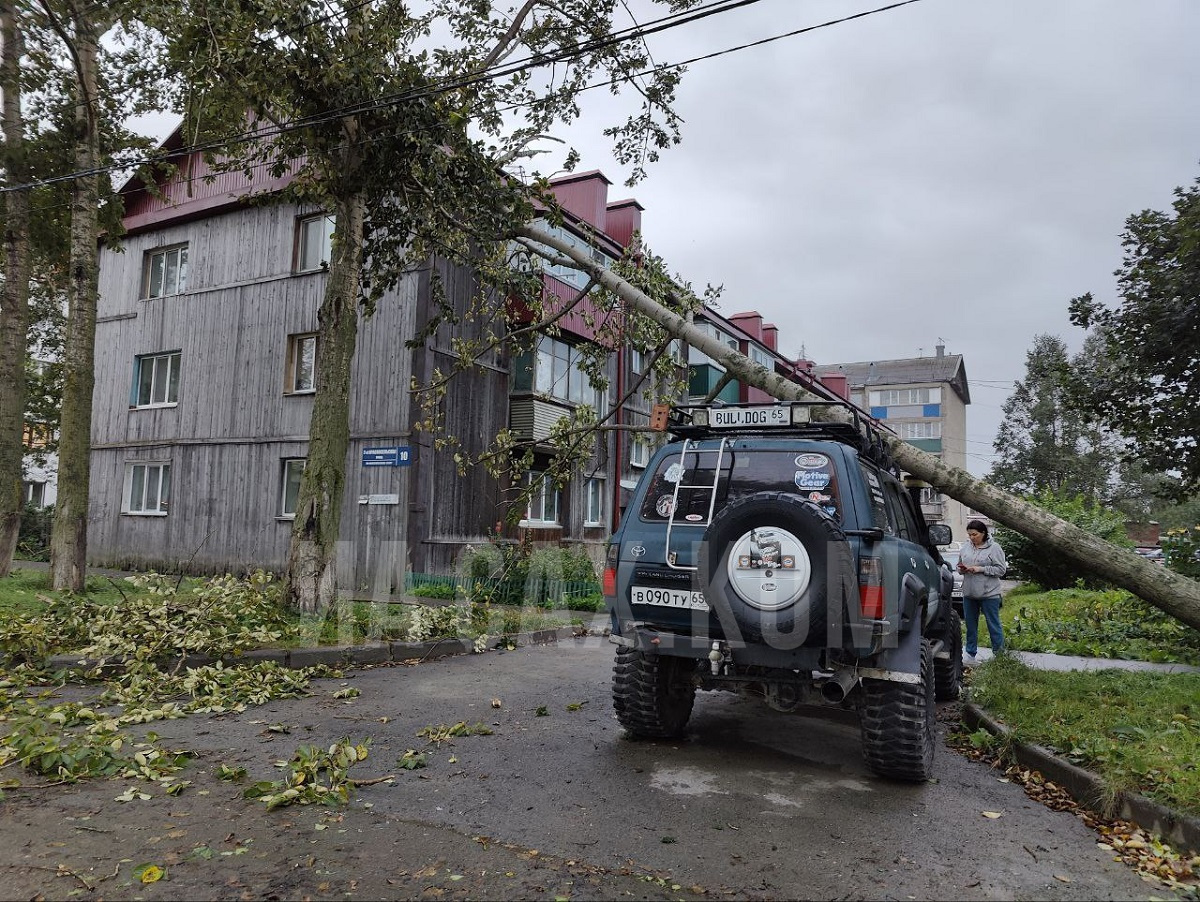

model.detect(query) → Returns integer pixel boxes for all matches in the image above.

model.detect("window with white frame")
[749,345,774,369]
[628,410,650,468]
[868,387,941,406]
[532,223,609,289]
[23,481,46,507]
[513,335,604,408]
[132,351,181,408]
[143,244,188,299]
[524,471,560,525]
[296,214,336,272]
[123,462,171,515]
[279,458,305,517]
[285,333,318,393]
[629,347,646,377]
[897,421,942,439]
[584,477,605,526]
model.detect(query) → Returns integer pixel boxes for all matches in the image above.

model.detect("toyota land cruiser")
[602,401,961,781]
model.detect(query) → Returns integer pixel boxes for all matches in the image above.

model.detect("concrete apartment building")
[816,345,974,543]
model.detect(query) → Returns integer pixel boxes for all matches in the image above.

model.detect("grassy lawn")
[968,653,1200,819]
[0,566,145,616]
[972,583,1200,667]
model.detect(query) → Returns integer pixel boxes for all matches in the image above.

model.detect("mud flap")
[870,623,924,678]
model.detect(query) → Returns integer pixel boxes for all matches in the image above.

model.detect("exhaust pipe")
[820,669,859,704]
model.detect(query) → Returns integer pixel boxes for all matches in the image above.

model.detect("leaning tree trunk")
[519,223,1200,633]
[0,3,30,576]
[284,182,367,614]
[49,6,100,593]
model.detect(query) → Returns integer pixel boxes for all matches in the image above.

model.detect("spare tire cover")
[700,491,851,648]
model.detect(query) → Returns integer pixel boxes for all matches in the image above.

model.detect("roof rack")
[666,401,899,475]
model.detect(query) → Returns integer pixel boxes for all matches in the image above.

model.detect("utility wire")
[4,0,924,195]
[6,0,764,190]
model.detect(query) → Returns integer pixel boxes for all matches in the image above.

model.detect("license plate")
[709,405,790,429]
[630,585,710,610]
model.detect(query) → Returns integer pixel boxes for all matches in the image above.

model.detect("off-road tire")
[859,638,936,781]
[612,647,697,738]
[933,609,963,701]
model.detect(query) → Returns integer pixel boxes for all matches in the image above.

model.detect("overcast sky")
[134,0,1199,477]
[535,0,1200,476]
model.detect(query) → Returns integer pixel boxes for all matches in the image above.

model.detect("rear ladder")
[665,437,729,571]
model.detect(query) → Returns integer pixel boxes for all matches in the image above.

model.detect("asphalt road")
[0,636,1174,900]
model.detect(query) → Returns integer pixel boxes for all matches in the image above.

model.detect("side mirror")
[927,524,952,547]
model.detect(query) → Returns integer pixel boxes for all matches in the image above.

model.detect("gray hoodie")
[960,537,1007,599]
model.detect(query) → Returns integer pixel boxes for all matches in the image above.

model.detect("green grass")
[974,583,1200,666]
[969,654,1200,818]
[0,566,167,615]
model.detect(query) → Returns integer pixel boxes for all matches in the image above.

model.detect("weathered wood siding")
[407,259,512,575]
[90,201,420,583]
[91,201,620,584]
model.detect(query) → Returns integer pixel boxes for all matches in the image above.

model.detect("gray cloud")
[561,0,1200,474]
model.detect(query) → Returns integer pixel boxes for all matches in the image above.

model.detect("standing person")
[959,519,1008,664]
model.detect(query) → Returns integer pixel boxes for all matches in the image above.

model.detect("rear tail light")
[859,556,884,619]
[603,543,618,597]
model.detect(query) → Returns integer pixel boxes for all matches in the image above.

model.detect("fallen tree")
[518,223,1200,633]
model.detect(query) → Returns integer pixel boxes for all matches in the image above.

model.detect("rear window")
[639,448,843,523]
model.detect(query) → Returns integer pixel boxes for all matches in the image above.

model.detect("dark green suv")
[602,401,960,781]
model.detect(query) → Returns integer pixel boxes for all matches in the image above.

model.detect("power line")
[4,0,924,195]
[5,0,765,191]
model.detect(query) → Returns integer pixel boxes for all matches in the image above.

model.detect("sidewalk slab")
[969,647,1200,674]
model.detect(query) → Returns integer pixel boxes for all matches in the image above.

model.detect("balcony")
[509,396,572,446]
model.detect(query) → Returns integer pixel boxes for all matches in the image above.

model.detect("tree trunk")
[49,6,99,593]
[284,185,366,614]
[519,223,1200,633]
[0,4,30,576]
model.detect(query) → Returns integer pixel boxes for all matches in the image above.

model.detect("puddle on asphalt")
[649,766,730,797]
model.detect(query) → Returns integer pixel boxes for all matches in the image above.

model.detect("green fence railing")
[403,572,602,608]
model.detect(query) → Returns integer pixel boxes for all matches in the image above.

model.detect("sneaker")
[963,652,978,666]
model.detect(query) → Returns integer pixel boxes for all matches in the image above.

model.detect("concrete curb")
[43,626,582,676]
[962,701,1200,855]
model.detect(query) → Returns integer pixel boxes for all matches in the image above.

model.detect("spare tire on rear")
[698,491,853,648]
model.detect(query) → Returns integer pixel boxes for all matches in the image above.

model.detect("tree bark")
[48,4,99,593]
[0,3,30,576]
[518,223,1200,632]
[284,183,367,614]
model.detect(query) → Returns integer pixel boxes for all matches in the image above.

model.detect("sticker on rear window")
[664,462,684,483]
[794,453,828,469]
[794,470,831,490]
[655,496,676,517]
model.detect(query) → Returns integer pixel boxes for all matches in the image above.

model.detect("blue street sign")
[362,446,413,467]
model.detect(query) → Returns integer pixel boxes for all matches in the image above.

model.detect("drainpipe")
[612,321,624,534]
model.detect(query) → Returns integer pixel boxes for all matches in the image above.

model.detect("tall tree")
[12,0,175,588]
[170,0,703,613]
[988,332,1118,502]
[0,1,31,575]
[40,0,102,591]
[1070,168,1200,497]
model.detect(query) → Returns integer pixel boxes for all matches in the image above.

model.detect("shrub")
[992,490,1132,590]
[15,502,52,562]
[1004,586,1200,665]
[411,581,457,600]
[1161,525,1200,580]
